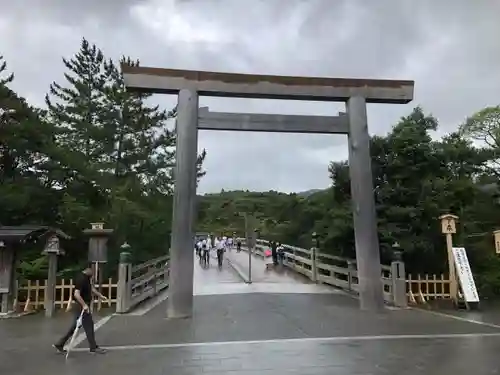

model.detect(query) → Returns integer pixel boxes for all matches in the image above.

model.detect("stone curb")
[226,254,251,284]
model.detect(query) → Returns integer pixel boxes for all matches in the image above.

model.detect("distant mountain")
[296,189,324,197]
[198,188,328,198]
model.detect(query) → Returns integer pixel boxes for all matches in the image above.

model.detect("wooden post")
[347,260,356,291]
[390,251,407,308]
[45,253,58,317]
[0,241,15,314]
[116,251,131,313]
[439,214,459,303]
[43,235,63,318]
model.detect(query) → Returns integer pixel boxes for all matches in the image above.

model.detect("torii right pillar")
[347,96,385,311]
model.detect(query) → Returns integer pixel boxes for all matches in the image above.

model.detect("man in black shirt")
[270,241,278,266]
[53,265,108,354]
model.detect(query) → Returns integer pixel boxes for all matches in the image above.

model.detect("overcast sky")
[1,0,499,193]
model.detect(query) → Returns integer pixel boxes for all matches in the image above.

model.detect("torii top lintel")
[121,65,414,104]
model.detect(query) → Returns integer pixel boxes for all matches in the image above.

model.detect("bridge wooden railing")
[10,253,169,316]
[116,252,169,313]
[237,237,407,307]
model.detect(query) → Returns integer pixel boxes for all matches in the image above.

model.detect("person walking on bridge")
[216,236,225,268]
[53,265,108,355]
[195,239,202,259]
[270,240,278,266]
[201,237,209,266]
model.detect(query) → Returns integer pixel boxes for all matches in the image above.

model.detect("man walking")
[201,237,209,267]
[53,265,108,354]
[217,236,225,268]
[271,240,278,266]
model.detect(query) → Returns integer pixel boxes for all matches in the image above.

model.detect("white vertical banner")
[452,247,479,303]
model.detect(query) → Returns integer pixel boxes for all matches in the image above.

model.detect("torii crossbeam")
[197,107,349,134]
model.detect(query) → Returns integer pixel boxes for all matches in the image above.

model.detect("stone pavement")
[225,247,317,285]
[3,255,500,374]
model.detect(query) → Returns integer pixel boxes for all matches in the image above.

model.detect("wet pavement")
[226,248,315,284]
[3,254,500,374]
[0,308,113,374]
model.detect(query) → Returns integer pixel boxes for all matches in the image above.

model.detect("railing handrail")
[116,253,170,313]
[131,254,169,273]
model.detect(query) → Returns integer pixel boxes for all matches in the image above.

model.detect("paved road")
[5,292,500,374]
[4,255,500,374]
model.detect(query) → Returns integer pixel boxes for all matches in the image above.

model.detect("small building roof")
[0,226,70,244]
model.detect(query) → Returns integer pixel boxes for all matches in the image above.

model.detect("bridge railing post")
[310,247,317,283]
[116,251,132,314]
[347,260,356,291]
[390,251,407,308]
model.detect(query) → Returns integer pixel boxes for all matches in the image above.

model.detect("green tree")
[460,105,500,176]
[0,57,58,226]
[0,55,14,85]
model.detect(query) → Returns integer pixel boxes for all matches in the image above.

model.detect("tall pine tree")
[0,56,59,226]
[44,38,206,259]
[101,57,177,194]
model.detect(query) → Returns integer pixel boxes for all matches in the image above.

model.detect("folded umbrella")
[65,310,84,359]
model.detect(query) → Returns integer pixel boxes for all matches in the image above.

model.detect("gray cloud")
[1,0,499,193]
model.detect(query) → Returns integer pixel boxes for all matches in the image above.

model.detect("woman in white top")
[216,237,225,268]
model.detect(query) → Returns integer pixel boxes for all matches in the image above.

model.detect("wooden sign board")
[88,237,108,263]
[452,247,479,303]
[493,230,500,254]
[439,214,458,234]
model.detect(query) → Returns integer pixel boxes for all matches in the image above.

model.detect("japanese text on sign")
[452,247,479,303]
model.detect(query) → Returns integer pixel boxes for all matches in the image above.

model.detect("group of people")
[269,240,285,266]
[196,235,242,268]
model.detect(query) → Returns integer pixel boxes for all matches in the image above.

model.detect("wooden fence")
[15,278,117,312]
[407,274,451,303]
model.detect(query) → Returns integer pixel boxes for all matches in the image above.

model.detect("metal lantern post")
[83,223,113,311]
[116,242,132,313]
[120,241,131,253]
[250,228,260,283]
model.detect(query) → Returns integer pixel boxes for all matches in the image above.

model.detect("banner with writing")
[452,247,479,303]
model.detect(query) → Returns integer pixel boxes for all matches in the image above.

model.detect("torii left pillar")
[167,89,199,319]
